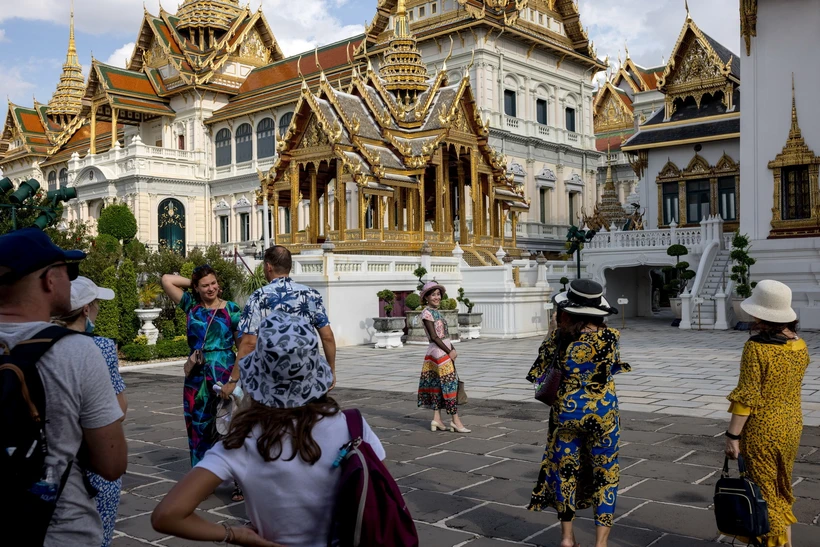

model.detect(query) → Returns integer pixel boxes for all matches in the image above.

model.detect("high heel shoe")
[431,420,447,431]
[449,422,471,433]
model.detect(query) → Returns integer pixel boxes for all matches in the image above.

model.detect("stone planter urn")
[404,309,461,344]
[732,297,754,324]
[458,312,483,340]
[670,297,682,319]
[136,308,162,345]
[440,310,460,343]
[372,317,406,349]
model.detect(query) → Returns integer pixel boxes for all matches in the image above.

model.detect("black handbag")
[534,335,562,406]
[714,455,770,540]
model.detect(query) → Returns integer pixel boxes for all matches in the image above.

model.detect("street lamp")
[1,177,77,231]
[566,225,596,279]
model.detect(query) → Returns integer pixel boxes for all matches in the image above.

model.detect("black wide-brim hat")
[553,279,618,317]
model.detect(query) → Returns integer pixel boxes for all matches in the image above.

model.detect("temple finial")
[685,0,691,20]
[624,40,629,60]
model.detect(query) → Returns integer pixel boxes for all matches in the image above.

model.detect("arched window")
[47,171,57,191]
[215,128,232,167]
[257,118,275,159]
[235,123,252,163]
[278,112,293,136]
[158,198,186,256]
[58,169,68,188]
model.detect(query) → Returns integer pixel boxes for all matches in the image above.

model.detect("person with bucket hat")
[53,276,127,547]
[724,280,809,547]
[416,281,470,433]
[0,228,126,547]
[526,279,629,547]
[151,311,386,547]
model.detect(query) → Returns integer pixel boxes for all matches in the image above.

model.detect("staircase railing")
[680,215,725,329]
[714,258,735,329]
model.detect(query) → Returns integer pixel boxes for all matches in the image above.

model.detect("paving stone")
[620,430,678,445]
[387,430,465,448]
[414,451,502,473]
[623,460,715,483]
[115,513,168,542]
[622,479,714,507]
[382,442,435,462]
[675,450,725,467]
[792,496,820,523]
[404,490,483,523]
[438,437,517,456]
[383,461,429,479]
[487,444,544,463]
[494,419,550,432]
[650,533,719,546]
[414,522,475,546]
[463,538,531,546]
[117,492,159,518]
[445,502,551,542]
[121,472,162,491]
[619,442,697,462]
[128,480,176,498]
[793,478,820,500]
[398,470,490,493]
[474,459,538,482]
[490,430,547,446]
[455,477,533,506]
[111,535,158,546]
[793,461,820,480]
[657,435,726,452]
[617,502,719,541]
[790,522,820,544]
[531,518,662,547]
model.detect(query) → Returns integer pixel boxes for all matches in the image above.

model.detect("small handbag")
[183,304,219,377]
[534,337,563,406]
[714,455,770,539]
[451,355,468,405]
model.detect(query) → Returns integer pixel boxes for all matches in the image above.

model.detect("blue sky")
[0,0,739,110]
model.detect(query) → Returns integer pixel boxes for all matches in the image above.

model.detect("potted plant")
[373,289,404,348]
[439,295,460,342]
[729,233,757,327]
[456,287,483,339]
[135,282,163,345]
[663,244,696,320]
[559,277,569,292]
[403,292,427,344]
[413,266,427,291]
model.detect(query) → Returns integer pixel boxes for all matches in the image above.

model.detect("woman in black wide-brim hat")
[526,279,630,547]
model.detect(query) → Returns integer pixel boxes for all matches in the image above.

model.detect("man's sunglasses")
[40,262,80,281]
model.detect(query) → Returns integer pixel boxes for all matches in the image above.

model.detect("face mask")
[85,317,95,334]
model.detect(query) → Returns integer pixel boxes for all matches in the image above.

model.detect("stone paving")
[113,379,819,546]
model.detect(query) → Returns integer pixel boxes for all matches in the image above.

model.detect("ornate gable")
[657,16,738,120]
[593,82,633,134]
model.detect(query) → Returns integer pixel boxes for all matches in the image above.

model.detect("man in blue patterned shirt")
[237,245,337,388]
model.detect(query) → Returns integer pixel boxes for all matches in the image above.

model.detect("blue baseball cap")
[0,227,86,285]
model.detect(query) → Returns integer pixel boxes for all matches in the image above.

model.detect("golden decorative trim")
[740,0,757,56]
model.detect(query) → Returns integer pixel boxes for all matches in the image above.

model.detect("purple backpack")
[329,409,419,547]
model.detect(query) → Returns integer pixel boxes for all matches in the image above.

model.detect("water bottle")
[30,457,60,504]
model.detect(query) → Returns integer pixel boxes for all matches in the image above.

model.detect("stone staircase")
[690,250,731,328]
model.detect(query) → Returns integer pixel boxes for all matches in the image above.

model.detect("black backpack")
[0,325,82,547]
[714,455,770,541]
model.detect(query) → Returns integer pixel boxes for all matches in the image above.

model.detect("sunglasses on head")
[40,262,80,281]
[193,264,212,273]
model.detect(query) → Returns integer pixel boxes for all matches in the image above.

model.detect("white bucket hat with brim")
[553,279,618,317]
[740,279,797,324]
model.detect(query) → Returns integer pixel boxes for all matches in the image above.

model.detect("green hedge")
[156,339,190,359]
[121,344,155,361]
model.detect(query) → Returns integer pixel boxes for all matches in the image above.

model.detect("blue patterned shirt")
[238,277,330,336]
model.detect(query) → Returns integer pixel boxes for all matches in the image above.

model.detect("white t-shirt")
[0,321,124,547]
[197,412,385,547]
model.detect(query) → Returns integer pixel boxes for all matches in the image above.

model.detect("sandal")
[231,484,244,502]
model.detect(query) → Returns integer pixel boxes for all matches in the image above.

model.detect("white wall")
[603,266,656,319]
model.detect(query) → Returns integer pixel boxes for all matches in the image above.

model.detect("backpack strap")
[7,325,81,423]
[342,408,364,440]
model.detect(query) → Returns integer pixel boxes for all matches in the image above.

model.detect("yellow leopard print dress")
[727,337,810,547]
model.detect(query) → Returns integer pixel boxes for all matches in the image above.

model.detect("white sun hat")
[70,276,115,311]
[740,279,797,324]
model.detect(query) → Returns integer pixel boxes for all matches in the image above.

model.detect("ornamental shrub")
[81,234,122,285]
[94,266,120,342]
[117,259,140,346]
[156,338,190,359]
[377,289,396,316]
[121,344,155,362]
[124,239,147,263]
[440,298,458,311]
[404,293,421,311]
[97,203,137,242]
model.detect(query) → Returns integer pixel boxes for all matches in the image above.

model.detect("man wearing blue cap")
[0,228,127,546]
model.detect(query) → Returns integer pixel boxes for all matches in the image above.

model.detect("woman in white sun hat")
[724,279,810,547]
[53,276,127,547]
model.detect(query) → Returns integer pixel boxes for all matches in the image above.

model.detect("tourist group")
[0,228,809,547]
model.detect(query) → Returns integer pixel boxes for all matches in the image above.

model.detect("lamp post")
[566,225,596,279]
[0,177,77,232]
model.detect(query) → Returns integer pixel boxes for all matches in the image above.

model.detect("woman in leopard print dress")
[725,280,810,547]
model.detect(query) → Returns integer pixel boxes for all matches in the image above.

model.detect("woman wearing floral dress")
[724,280,810,547]
[416,281,470,433]
[161,265,244,501]
[526,279,627,547]
[53,277,127,547]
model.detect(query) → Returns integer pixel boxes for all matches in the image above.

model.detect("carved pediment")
[715,152,739,173]
[143,39,168,69]
[452,106,470,133]
[667,39,724,87]
[684,154,711,176]
[594,89,633,133]
[236,29,272,65]
[298,116,330,149]
[657,160,680,180]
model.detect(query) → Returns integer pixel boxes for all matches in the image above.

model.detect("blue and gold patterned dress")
[526,327,630,527]
[178,292,241,465]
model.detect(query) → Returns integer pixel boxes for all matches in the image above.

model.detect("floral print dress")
[526,328,630,527]
[417,307,459,415]
[88,336,125,547]
[179,292,241,465]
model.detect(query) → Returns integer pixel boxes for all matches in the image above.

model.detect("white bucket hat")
[70,276,115,311]
[740,279,797,324]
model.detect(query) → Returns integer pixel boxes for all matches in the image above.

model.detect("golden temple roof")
[379,0,430,99]
[47,5,85,121]
[175,0,244,32]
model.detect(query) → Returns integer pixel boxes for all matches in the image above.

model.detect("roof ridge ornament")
[378,0,430,102]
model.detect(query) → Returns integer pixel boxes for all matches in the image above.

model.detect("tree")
[413,267,427,291]
[97,203,137,242]
[377,289,396,317]
[730,233,757,298]
[94,266,120,342]
[117,258,140,345]
[80,234,122,285]
[663,244,696,297]
[124,239,147,263]
[45,220,93,253]
[457,287,475,313]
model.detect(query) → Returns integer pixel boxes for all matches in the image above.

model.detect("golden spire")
[379,0,429,100]
[176,0,243,34]
[789,73,801,141]
[48,0,85,124]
